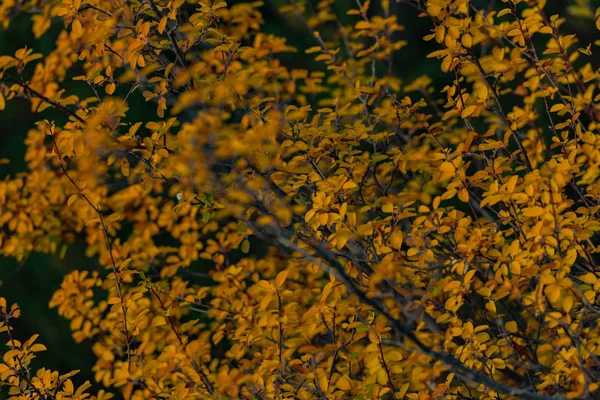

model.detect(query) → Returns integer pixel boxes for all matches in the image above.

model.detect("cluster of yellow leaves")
[1,0,600,399]
[0,298,112,400]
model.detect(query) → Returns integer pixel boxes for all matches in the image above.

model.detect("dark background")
[0,0,595,397]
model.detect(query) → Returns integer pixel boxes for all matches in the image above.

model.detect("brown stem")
[51,135,132,367]
[149,286,184,345]
[5,77,85,123]
[147,0,187,68]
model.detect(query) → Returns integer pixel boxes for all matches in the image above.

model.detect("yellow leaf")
[398,383,409,398]
[477,286,492,297]
[387,351,402,361]
[438,225,451,234]
[389,231,403,250]
[304,209,316,222]
[562,295,573,313]
[461,33,473,48]
[72,19,83,36]
[275,270,288,288]
[67,194,78,206]
[439,161,455,181]
[376,367,388,385]
[580,273,596,284]
[461,105,477,118]
[564,248,577,267]
[382,202,394,213]
[334,227,353,249]
[105,82,116,95]
[241,239,250,253]
[30,344,47,352]
[152,316,166,327]
[260,293,273,310]
[318,213,329,226]
[510,261,521,275]
[537,343,554,367]
[318,374,328,394]
[523,206,545,217]
[337,375,353,391]
[356,224,373,236]
[505,321,518,333]
[121,159,130,177]
[480,194,503,207]
[158,16,168,34]
[445,297,460,312]
[464,270,476,285]
[407,247,419,257]
[256,280,275,292]
[435,25,445,43]
[505,175,518,193]
[545,285,561,303]
[355,21,371,30]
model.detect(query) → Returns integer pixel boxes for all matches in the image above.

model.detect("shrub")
[1,0,600,399]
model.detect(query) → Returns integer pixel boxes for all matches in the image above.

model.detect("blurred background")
[0,0,596,397]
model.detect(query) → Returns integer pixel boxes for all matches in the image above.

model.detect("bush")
[1,0,600,399]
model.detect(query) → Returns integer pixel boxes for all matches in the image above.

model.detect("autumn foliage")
[2,0,600,398]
